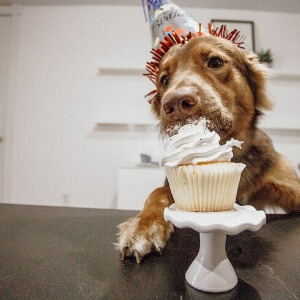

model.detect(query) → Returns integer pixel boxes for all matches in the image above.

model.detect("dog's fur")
[117,36,300,263]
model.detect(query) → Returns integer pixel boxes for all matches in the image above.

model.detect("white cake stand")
[164,203,266,293]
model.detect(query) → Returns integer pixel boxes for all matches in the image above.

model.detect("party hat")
[145,0,207,48]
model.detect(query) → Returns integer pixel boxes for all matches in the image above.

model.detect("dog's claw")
[135,251,142,263]
[117,212,174,264]
[120,247,142,263]
[121,247,128,261]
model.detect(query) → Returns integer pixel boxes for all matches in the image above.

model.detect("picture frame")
[211,19,255,52]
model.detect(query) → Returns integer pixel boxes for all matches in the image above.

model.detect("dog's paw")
[115,216,174,263]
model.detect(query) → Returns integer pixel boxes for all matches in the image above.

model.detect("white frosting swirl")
[160,119,243,167]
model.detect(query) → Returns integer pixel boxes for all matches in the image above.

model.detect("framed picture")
[211,19,255,52]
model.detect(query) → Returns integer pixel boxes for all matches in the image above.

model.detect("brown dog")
[117,35,300,263]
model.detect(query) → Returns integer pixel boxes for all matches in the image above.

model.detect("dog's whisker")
[232,124,238,134]
[215,118,220,131]
[238,106,247,115]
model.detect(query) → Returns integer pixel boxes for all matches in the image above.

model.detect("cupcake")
[161,119,245,212]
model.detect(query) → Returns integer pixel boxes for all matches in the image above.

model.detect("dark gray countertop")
[0,204,299,299]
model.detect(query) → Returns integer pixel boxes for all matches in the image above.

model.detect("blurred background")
[0,0,299,210]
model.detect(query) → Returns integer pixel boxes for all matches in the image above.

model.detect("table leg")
[185,231,238,293]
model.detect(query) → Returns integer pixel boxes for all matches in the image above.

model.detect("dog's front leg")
[116,186,174,263]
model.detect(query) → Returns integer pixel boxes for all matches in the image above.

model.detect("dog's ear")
[243,52,274,112]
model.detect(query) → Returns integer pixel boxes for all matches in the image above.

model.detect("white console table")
[117,165,165,210]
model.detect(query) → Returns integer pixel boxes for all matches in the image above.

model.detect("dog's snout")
[162,89,198,120]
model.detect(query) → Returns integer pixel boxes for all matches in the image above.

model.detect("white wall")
[2,4,300,208]
[0,15,12,202]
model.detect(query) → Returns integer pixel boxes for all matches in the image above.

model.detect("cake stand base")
[164,204,266,293]
[186,232,237,292]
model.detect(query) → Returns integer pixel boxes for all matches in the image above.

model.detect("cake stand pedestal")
[164,204,266,293]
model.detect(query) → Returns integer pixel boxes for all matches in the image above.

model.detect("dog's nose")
[162,88,198,120]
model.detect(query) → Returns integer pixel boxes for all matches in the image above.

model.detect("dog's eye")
[208,57,224,69]
[160,75,169,87]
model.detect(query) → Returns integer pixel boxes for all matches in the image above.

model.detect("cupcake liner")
[164,162,245,212]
